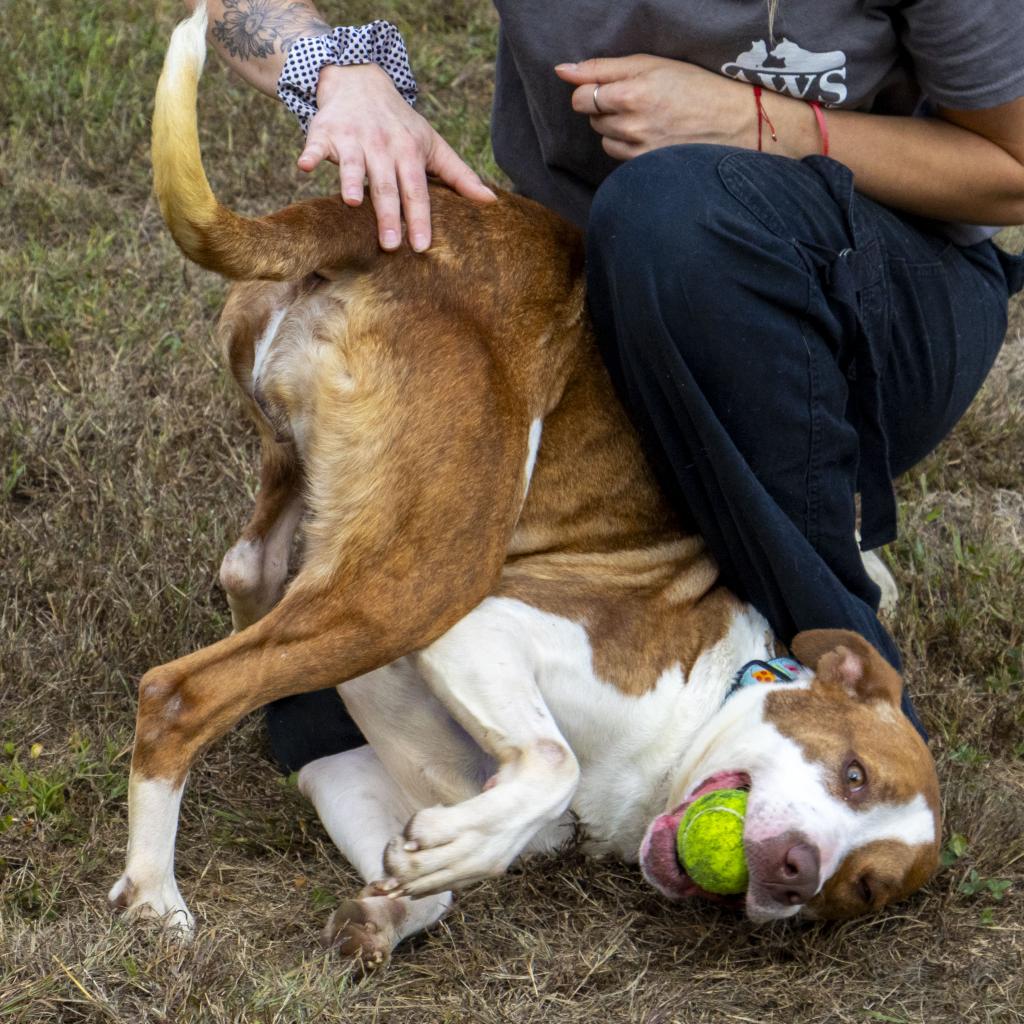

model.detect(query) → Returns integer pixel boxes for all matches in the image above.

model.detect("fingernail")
[403,840,420,851]
[555,63,577,71]
[380,877,398,891]
[383,230,399,249]
[343,188,361,202]
[411,234,429,252]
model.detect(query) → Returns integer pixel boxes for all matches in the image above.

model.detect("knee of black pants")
[586,143,743,312]
[265,689,366,775]
[586,145,819,422]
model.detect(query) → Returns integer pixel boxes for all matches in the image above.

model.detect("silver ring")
[593,83,605,114]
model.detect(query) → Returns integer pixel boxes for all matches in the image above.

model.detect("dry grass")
[2,2,1023,1021]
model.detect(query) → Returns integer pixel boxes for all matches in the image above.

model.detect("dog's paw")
[321,894,405,972]
[860,547,899,614]
[108,872,194,937]
[219,538,285,631]
[382,799,529,897]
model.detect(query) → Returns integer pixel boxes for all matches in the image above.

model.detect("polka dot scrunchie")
[276,21,418,134]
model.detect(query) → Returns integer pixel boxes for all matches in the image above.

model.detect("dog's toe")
[322,895,405,972]
[108,872,194,937]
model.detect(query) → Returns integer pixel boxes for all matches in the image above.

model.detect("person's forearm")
[557,58,1024,228]
[181,0,495,252]
[761,91,1024,226]
[185,0,331,98]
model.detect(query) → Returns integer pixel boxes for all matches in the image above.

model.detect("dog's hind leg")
[300,746,452,970]
[110,324,539,932]
[219,436,303,632]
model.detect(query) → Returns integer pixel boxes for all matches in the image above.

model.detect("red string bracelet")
[809,100,830,156]
[753,86,777,151]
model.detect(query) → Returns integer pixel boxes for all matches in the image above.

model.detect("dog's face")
[640,630,940,921]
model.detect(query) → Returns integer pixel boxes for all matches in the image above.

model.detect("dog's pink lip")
[639,771,751,902]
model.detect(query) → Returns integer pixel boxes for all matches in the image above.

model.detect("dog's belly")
[340,596,773,861]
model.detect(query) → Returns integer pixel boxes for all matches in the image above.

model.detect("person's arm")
[187,0,327,96]
[187,0,495,252]
[555,58,1024,227]
[758,90,1024,226]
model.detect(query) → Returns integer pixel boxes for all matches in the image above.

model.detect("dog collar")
[724,657,805,706]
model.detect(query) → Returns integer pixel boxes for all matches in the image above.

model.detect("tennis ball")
[676,788,749,895]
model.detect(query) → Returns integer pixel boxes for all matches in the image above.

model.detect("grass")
[1,1,1023,1021]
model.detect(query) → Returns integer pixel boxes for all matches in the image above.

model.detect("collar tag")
[725,657,805,706]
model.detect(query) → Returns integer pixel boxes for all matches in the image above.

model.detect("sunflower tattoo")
[212,0,330,60]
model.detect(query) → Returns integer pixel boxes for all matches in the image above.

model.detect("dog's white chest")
[489,598,773,857]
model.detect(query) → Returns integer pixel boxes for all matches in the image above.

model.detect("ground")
[1,2,1022,1021]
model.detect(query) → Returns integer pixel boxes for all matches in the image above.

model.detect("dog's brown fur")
[131,11,736,792]
[113,11,940,940]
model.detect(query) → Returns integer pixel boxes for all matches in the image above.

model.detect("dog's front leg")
[382,598,580,897]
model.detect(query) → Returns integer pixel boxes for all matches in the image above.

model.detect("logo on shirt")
[722,38,848,105]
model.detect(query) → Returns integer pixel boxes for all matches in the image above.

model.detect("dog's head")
[640,629,940,921]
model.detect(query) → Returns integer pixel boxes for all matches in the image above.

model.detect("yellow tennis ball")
[676,788,749,895]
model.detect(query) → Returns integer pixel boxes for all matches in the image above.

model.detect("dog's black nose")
[748,832,821,904]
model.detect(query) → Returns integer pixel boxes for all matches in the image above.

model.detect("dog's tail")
[152,0,377,280]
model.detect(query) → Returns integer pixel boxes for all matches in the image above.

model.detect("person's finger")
[428,135,497,202]
[366,157,403,250]
[554,56,646,85]
[601,136,641,161]
[588,114,642,144]
[397,155,432,252]
[338,144,366,206]
[571,80,631,116]
[298,132,331,173]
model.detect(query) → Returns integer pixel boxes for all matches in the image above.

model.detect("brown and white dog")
[109,4,941,966]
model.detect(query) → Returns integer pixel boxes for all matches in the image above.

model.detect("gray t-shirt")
[490,0,1024,242]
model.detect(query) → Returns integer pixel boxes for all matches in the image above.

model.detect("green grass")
[2,1,1023,1022]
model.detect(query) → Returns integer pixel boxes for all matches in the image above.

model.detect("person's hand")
[298,63,497,252]
[555,56,755,160]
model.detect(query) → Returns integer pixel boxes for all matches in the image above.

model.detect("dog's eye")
[844,759,867,791]
[857,874,874,905]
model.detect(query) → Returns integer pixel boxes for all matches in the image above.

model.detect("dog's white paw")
[323,886,452,970]
[108,872,194,937]
[382,797,535,897]
[220,538,276,632]
[861,547,899,614]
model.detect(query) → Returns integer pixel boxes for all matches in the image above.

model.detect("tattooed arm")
[190,0,330,96]
[185,0,495,251]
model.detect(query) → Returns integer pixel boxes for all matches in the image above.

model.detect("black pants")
[586,145,1024,739]
[267,145,1023,769]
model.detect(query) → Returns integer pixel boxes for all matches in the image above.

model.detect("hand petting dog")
[299,62,496,253]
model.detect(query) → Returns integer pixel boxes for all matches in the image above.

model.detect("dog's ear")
[791,629,903,706]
